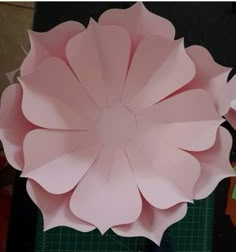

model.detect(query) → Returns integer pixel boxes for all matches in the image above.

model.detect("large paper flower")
[0,3,235,245]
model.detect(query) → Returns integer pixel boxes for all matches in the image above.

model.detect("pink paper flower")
[0,3,235,245]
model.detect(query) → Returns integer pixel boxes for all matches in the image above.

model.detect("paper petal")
[112,200,187,245]
[225,76,236,129]
[136,90,223,152]
[22,129,100,194]
[137,89,221,129]
[99,2,175,51]
[70,148,142,234]
[124,37,195,112]
[21,21,85,76]
[193,127,235,199]
[225,109,236,129]
[66,20,131,108]
[27,180,95,232]
[125,135,200,209]
[227,75,236,107]
[19,58,100,130]
[0,84,34,170]
[230,99,236,110]
[185,45,231,116]
[163,120,223,151]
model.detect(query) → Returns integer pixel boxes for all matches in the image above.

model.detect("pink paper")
[21,21,85,76]
[225,75,236,129]
[192,127,234,199]
[70,148,142,234]
[125,38,196,112]
[66,19,131,108]
[0,84,35,170]
[185,45,231,116]
[0,2,236,245]
[22,129,100,194]
[99,2,175,51]
[27,179,95,232]
[19,58,100,130]
[112,198,187,245]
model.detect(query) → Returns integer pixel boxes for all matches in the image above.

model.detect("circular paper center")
[96,104,136,147]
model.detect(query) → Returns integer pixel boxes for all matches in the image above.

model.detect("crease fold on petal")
[225,75,236,129]
[112,199,187,245]
[125,133,201,209]
[0,84,35,170]
[136,89,224,152]
[21,21,85,76]
[99,2,175,51]
[137,89,221,129]
[22,129,100,194]
[19,57,100,130]
[185,45,231,116]
[123,37,195,113]
[66,20,131,108]
[70,147,142,234]
[193,127,236,200]
[26,179,95,232]
[165,119,224,151]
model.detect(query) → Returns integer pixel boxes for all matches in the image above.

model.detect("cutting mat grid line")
[35,194,214,252]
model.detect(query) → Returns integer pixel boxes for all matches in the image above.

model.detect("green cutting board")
[35,194,214,252]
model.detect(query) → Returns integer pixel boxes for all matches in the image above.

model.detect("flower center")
[96,104,136,148]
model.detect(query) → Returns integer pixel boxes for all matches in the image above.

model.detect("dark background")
[6,2,236,252]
